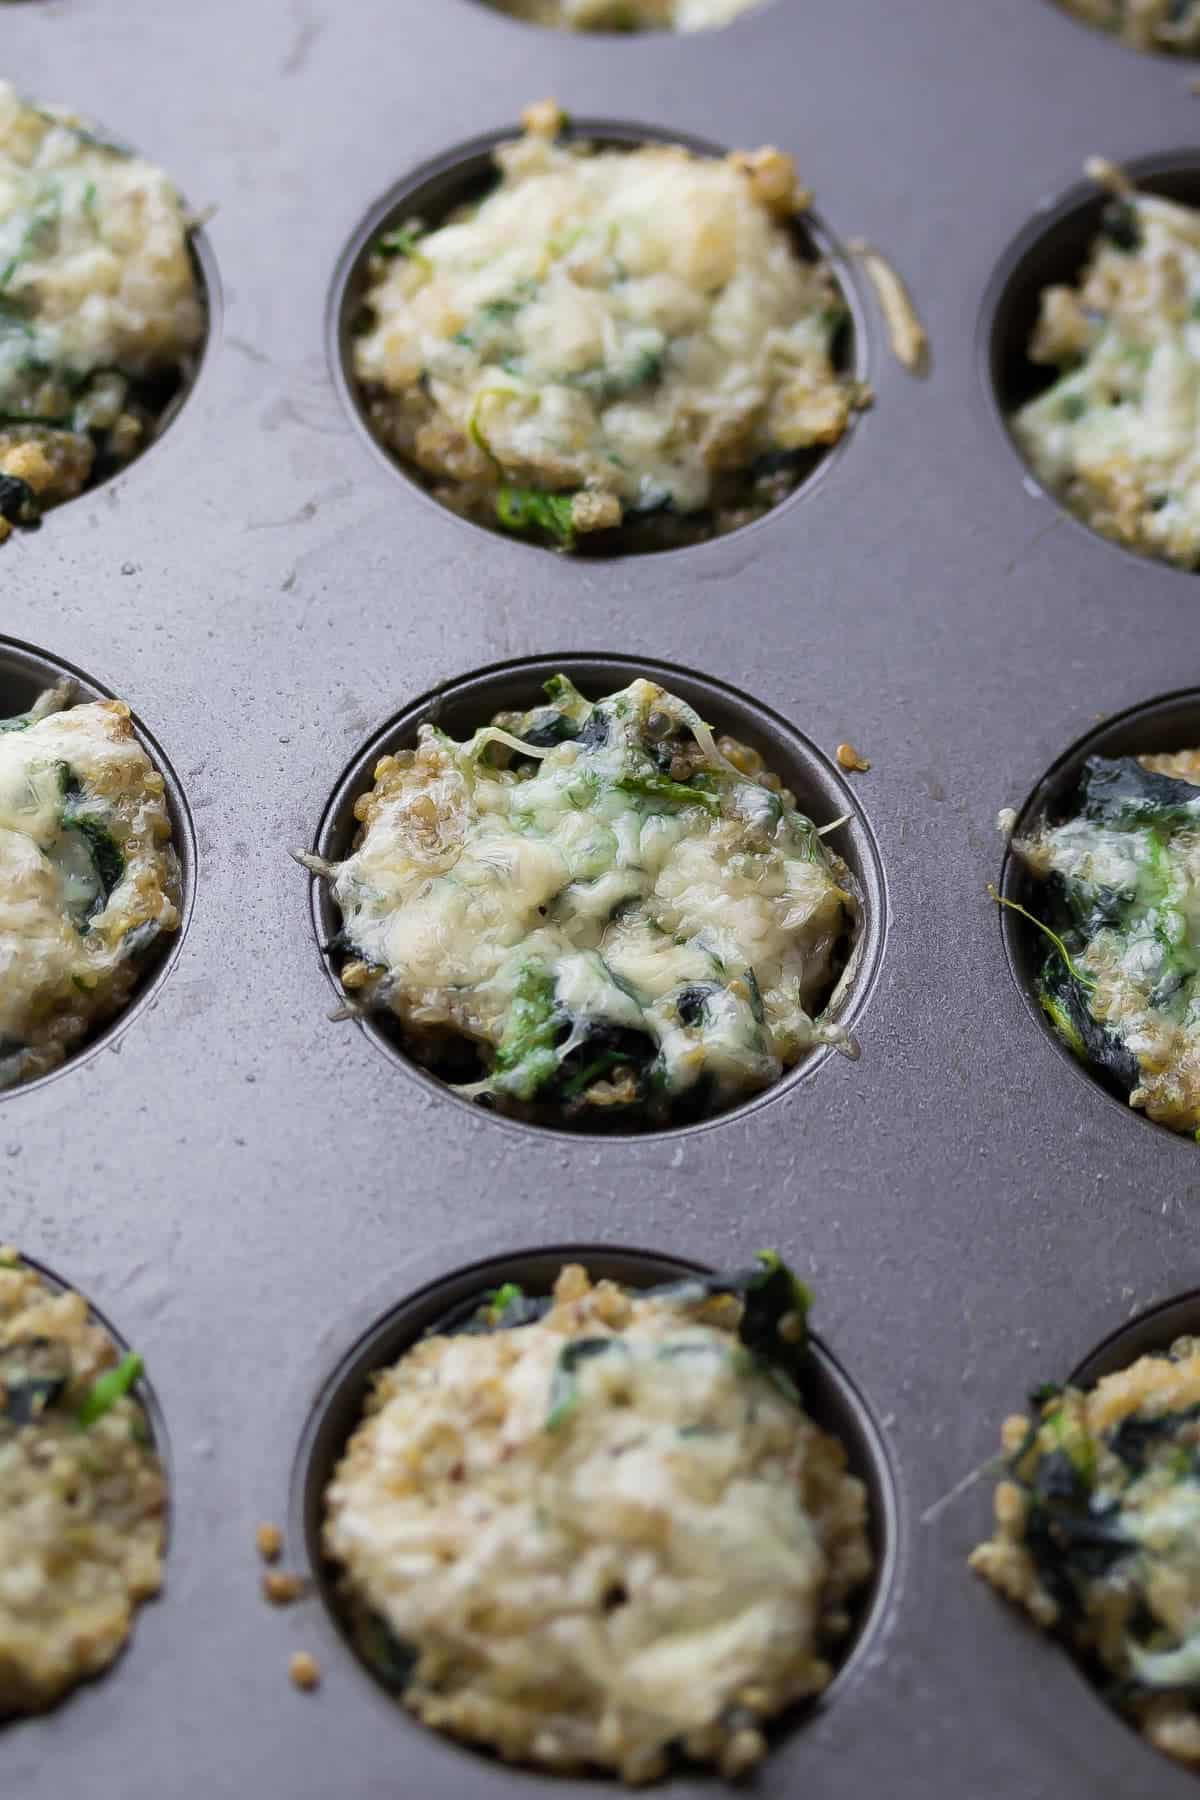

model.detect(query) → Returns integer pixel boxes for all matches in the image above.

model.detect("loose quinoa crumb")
[836,742,871,772]
[520,97,566,138]
[289,1651,321,1691]
[256,1522,283,1563]
[263,1571,305,1606]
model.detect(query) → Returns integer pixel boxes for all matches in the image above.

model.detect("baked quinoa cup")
[1057,0,1200,54]
[0,1251,165,1716]
[323,1255,873,1784]
[972,1338,1200,1768]
[349,107,862,552]
[1002,745,1200,1137]
[1012,168,1200,570]
[486,0,760,31]
[0,683,181,1091]
[300,673,860,1129]
[0,79,205,540]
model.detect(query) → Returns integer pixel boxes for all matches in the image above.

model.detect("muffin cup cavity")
[304,653,886,1140]
[0,93,217,526]
[998,687,1200,1137]
[983,154,1200,574]
[329,119,865,558]
[294,1244,898,1748]
[0,637,195,1098]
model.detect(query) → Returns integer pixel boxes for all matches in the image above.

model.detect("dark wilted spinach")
[0,1337,70,1425]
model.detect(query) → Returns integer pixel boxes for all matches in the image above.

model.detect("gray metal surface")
[5,1,1200,1795]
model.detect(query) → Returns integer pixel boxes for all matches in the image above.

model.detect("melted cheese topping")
[314,675,857,1127]
[0,687,180,1091]
[972,1337,1200,1769]
[0,80,204,526]
[1014,184,1200,570]
[490,0,759,30]
[1059,0,1200,52]
[324,1265,871,1784]
[0,1252,164,1716]
[353,126,857,546]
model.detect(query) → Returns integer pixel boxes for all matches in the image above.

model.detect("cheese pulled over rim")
[351,115,861,551]
[971,1336,1200,1768]
[323,1257,873,1784]
[0,79,205,539]
[302,673,860,1129]
[1013,171,1200,570]
[0,683,181,1092]
[1058,0,1200,53]
[1007,746,1200,1136]
[487,0,760,30]
[0,1249,165,1716]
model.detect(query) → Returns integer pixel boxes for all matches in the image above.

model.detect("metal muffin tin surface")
[7,2,1200,1797]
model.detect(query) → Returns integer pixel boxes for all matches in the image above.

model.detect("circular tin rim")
[290,1240,900,1770]
[997,685,1200,1149]
[978,149,1200,583]
[1072,1286,1200,1387]
[0,635,198,1103]
[325,114,869,563]
[457,0,774,35]
[302,650,888,1143]
[1039,0,1200,61]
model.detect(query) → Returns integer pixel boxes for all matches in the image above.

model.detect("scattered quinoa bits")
[262,1572,305,1606]
[289,1651,321,1691]
[256,1522,283,1562]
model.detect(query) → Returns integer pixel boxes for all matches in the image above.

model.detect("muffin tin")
[7,0,1200,1795]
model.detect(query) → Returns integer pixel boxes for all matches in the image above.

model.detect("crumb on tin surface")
[256,1522,283,1563]
[835,742,871,773]
[289,1651,321,1691]
[263,1572,306,1607]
